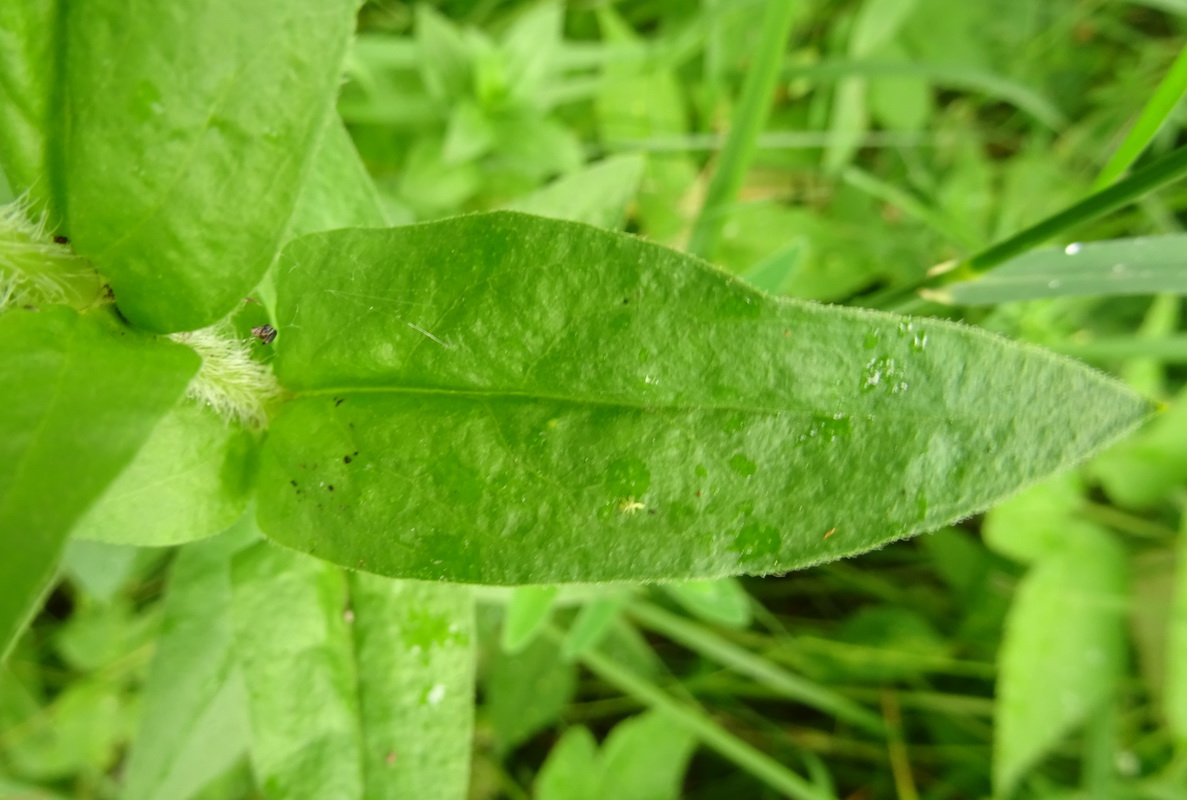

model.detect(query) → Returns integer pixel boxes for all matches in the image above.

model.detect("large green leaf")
[121,523,256,800]
[60,0,358,332]
[231,543,475,800]
[255,212,1147,584]
[0,306,198,659]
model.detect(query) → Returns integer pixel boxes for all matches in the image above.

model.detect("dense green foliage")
[1,1,1186,798]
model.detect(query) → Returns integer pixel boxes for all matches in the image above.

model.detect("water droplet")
[1047,279,1061,289]
[862,356,904,393]
[1111,263,1127,275]
[1064,243,1082,255]
[426,683,446,705]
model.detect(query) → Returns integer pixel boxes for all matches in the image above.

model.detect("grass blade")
[1094,43,1187,189]
[686,0,798,260]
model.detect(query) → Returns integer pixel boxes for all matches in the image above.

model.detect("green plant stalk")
[1094,43,1187,190]
[685,0,798,260]
[628,601,886,735]
[562,631,830,800]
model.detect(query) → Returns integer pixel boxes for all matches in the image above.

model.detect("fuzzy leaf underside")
[255,211,1150,584]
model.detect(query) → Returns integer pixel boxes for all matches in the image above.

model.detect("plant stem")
[686,0,798,260]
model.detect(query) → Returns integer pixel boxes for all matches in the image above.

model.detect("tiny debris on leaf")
[250,324,277,344]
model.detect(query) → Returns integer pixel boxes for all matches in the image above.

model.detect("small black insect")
[250,324,277,345]
[53,235,69,245]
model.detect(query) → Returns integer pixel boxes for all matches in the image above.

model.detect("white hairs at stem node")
[168,322,283,429]
[0,195,92,311]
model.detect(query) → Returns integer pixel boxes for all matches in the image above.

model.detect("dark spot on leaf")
[327,485,334,491]
[647,509,656,515]
[251,324,276,345]
[622,298,630,304]
[696,491,702,497]
[353,451,359,456]
[290,480,298,487]
[53,235,69,244]
[334,397,345,407]
[344,455,352,464]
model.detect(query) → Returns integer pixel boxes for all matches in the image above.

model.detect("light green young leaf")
[502,585,559,653]
[61,0,359,332]
[122,523,257,800]
[257,212,1148,585]
[232,542,475,800]
[0,307,198,660]
[600,711,697,800]
[935,235,1187,306]
[484,633,576,755]
[661,579,753,629]
[562,596,626,661]
[506,154,645,230]
[824,0,921,174]
[416,5,473,104]
[994,526,1129,797]
[71,402,254,546]
[534,726,601,800]
[290,119,392,236]
[500,1,563,103]
[59,540,141,603]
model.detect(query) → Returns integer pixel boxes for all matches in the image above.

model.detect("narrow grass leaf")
[121,523,257,800]
[1167,513,1187,743]
[572,635,828,800]
[257,212,1148,584]
[936,235,1187,306]
[1095,43,1187,189]
[959,144,1187,277]
[629,602,884,734]
[687,0,797,259]
[61,0,359,332]
[0,307,197,660]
